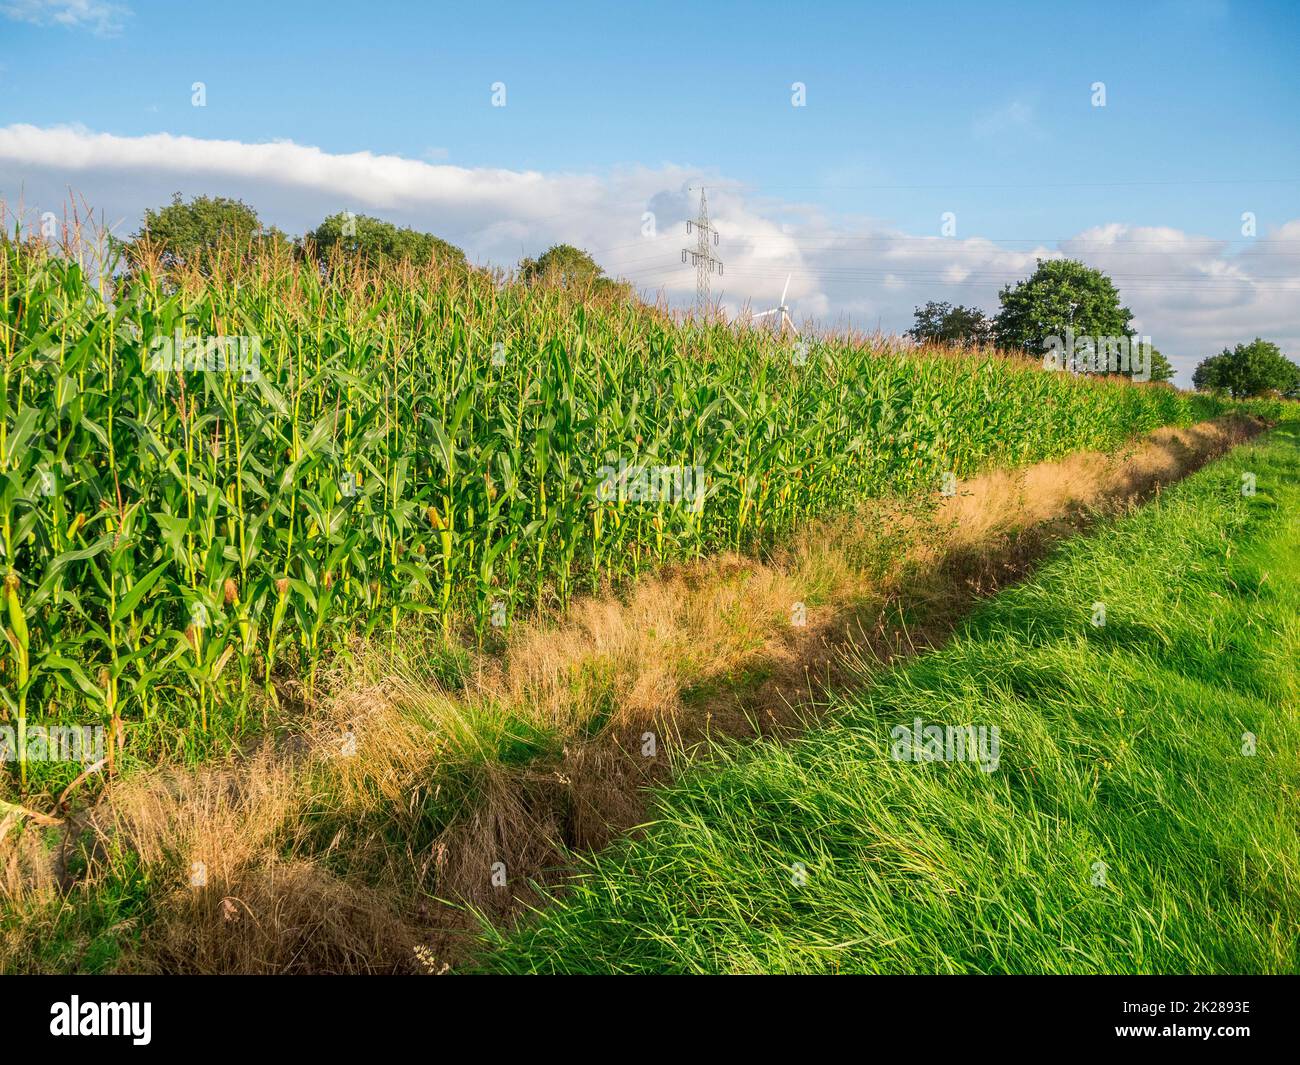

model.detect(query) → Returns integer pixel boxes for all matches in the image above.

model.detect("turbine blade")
[780,273,792,305]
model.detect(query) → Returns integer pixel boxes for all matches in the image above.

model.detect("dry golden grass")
[137,861,420,975]
[0,414,1265,974]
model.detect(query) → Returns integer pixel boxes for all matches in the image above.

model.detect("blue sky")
[2,0,1298,382]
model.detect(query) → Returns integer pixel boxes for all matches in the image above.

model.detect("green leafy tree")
[1192,339,1300,398]
[132,193,276,264]
[518,244,607,287]
[906,301,994,347]
[994,259,1133,357]
[1144,348,1176,384]
[518,243,635,301]
[308,212,466,268]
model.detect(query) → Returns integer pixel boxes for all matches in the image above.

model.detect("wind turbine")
[754,274,799,335]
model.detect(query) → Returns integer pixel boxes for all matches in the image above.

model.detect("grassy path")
[482,420,1300,974]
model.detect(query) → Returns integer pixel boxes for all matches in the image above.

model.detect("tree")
[518,243,606,287]
[1144,348,1176,384]
[518,243,634,300]
[132,192,273,264]
[994,259,1133,356]
[1192,339,1300,398]
[307,212,466,268]
[906,301,994,347]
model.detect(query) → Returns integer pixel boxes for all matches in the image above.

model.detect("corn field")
[0,231,1256,784]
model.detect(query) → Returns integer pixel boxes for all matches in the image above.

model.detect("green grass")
[0,843,152,975]
[481,420,1300,974]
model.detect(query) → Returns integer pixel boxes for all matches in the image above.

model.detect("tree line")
[118,192,622,294]
[906,259,1298,397]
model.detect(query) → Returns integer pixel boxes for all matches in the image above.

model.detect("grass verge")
[481,419,1300,974]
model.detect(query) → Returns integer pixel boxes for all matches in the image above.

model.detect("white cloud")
[1,123,1296,386]
[1,0,130,36]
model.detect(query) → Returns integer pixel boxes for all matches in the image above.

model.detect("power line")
[610,251,1300,283]
[582,233,1300,265]
[614,261,1300,294]
[603,250,1300,278]
[740,177,1300,191]
[670,235,1300,249]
